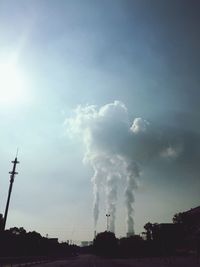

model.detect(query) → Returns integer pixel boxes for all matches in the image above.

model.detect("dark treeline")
[93,207,200,258]
[0,206,199,260]
[0,227,77,258]
[93,230,181,258]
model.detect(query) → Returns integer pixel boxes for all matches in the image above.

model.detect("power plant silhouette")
[0,153,19,231]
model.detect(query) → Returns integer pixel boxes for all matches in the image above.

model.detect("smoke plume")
[66,101,182,234]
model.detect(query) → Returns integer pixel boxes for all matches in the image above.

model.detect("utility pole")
[106,214,110,232]
[3,154,19,230]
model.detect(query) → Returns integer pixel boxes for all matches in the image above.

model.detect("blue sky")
[0,0,200,242]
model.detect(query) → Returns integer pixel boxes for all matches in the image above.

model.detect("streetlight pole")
[3,155,19,231]
[106,214,110,232]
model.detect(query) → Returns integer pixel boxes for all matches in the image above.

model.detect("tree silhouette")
[173,213,183,224]
[144,222,153,241]
[0,227,75,259]
[93,231,118,257]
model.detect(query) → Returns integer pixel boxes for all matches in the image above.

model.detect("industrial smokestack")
[94,230,97,239]
[127,232,134,238]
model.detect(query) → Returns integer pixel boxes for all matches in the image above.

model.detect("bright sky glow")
[0,62,27,106]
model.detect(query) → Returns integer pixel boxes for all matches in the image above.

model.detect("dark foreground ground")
[8,254,199,267]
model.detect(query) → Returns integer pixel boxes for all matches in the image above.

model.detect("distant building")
[184,206,200,216]
[81,241,93,247]
[182,206,200,229]
[152,223,184,243]
[178,206,200,237]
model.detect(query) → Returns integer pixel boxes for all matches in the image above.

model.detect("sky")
[0,0,200,243]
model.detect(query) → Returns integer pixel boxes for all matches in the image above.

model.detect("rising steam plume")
[66,101,181,234]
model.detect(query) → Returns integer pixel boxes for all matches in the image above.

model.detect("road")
[35,254,200,267]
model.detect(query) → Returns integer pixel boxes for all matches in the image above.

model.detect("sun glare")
[0,62,27,106]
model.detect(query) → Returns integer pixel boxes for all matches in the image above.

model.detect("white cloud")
[130,117,149,134]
